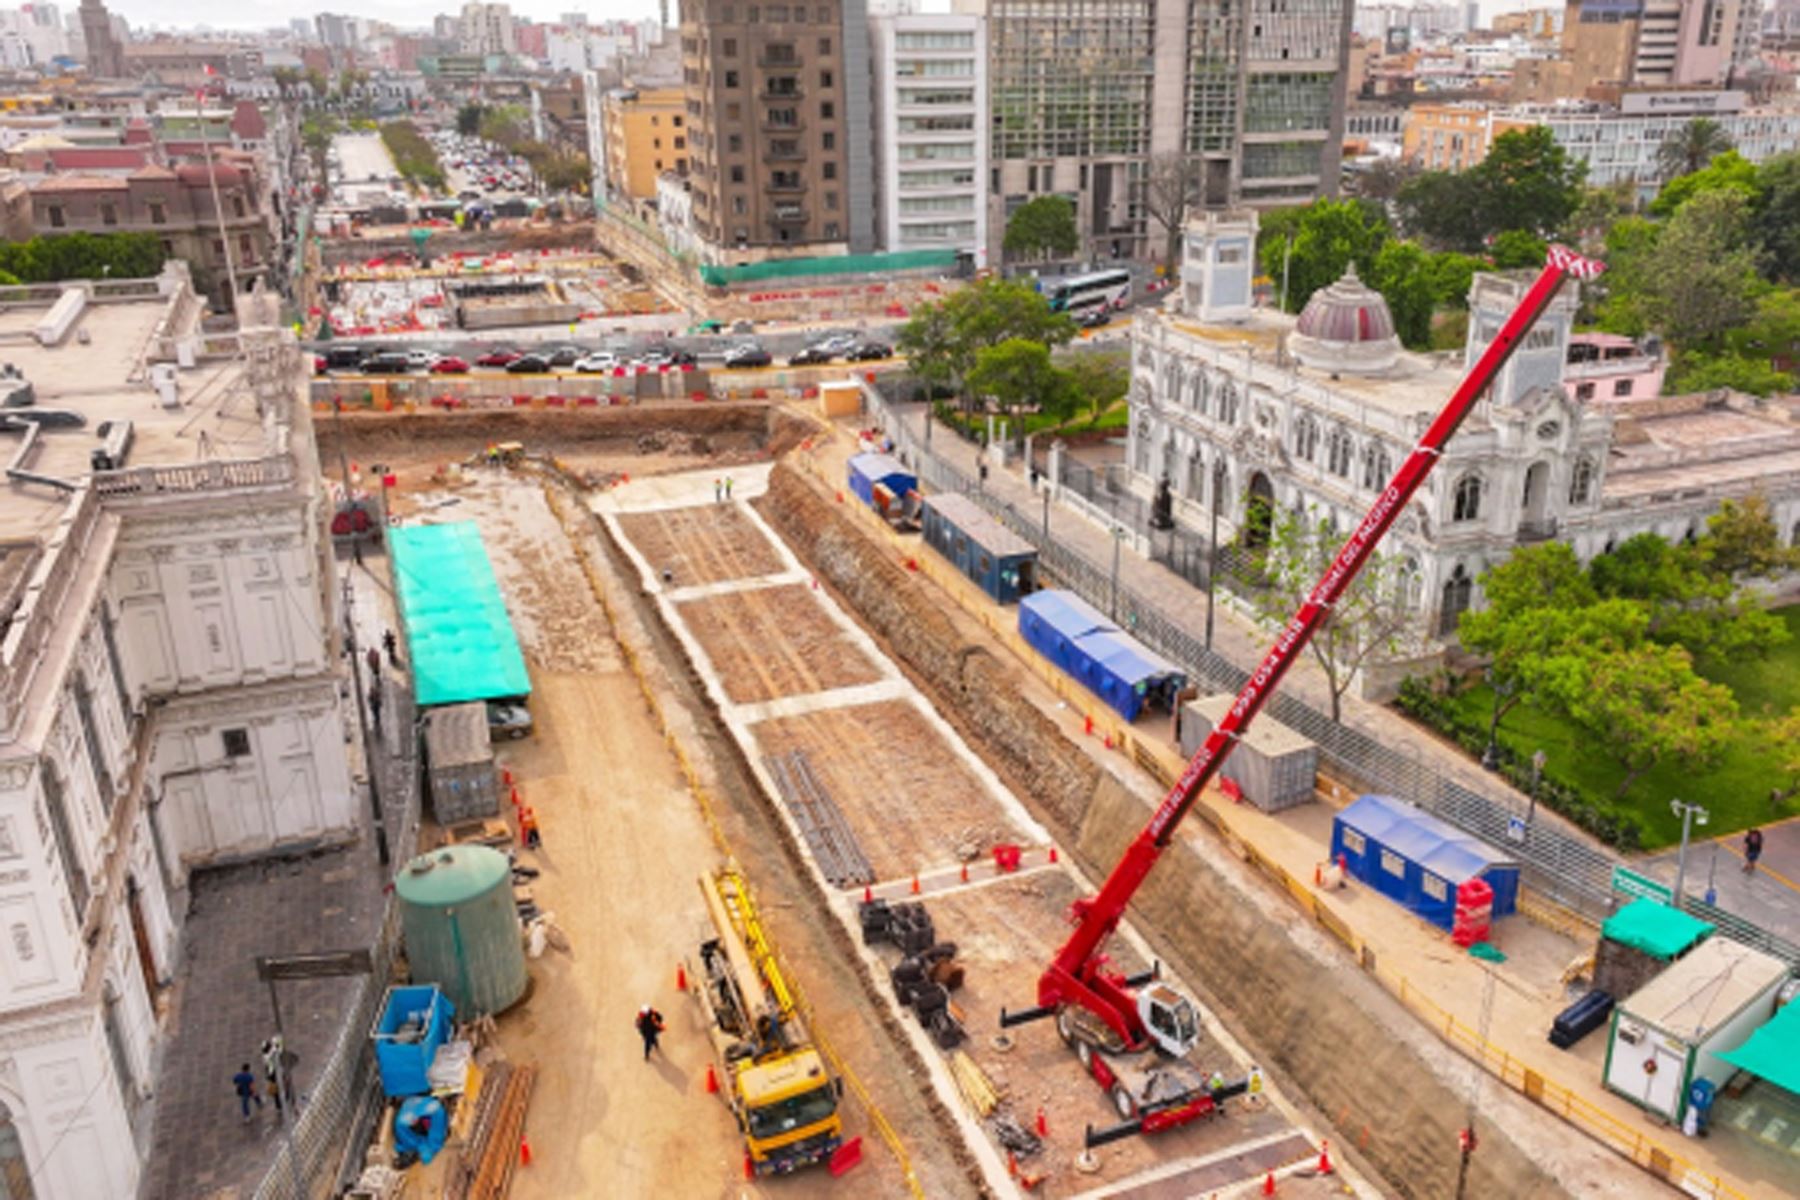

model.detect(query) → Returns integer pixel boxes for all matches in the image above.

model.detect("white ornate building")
[1127,212,1800,683]
[0,267,354,1197]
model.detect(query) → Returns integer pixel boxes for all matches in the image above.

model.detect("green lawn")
[1443,605,1800,849]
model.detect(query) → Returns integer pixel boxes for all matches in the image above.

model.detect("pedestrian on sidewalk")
[1744,827,1764,874]
[233,1063,264,1122]
[724,475,734,500]
[978,461,989,489]
[636,1005,665,1060]
[365,646,381,679]
[382,628,400,668]
[1030,465,1040,492]
[713,478,722,503]
[368,683,383,732]
[262,1035,297,1113]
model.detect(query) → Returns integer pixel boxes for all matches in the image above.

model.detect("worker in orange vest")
[519,806,541,850]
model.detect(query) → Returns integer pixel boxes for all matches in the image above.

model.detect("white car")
[573,352,620,373]
[405,349,440,370]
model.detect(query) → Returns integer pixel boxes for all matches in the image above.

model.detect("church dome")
[1290,264,1401,375]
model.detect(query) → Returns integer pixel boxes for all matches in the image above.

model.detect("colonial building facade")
[1126,212,1800,682]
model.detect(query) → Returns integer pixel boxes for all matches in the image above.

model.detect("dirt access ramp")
[597,466,1332,1199]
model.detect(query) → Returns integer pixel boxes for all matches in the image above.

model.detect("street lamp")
[1205,458,1226,653]
[1110,524,1126,620]
[1670,798,1710,911]
[1526,749,1546,830]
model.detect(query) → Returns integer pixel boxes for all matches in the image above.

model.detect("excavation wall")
[759,462,1568,1199]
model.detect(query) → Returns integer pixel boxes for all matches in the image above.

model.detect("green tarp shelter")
[1602,898,1714,960]
[390,521,530,708]
[1721,997,1800,1096]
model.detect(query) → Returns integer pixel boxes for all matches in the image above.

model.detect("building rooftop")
[1602,394,1800,502]
[0,290,257,543]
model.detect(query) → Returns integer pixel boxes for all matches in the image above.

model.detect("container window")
[1420,873,1447,901]
[1380,849,1405,877]
[1341,829,1365,855]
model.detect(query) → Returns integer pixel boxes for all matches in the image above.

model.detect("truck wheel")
[1076,1039,1093,1071]
[1111,1083,1134,1120]
[1055,1009,1075,1046]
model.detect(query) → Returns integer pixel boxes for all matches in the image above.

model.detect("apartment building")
[0,265,355,1198]
[678,0,873,259]
[974,0,1352,265]
[602,85,688,201]
[868,6,988,265]
[460,2,517,58]
[1403,100,1504,169]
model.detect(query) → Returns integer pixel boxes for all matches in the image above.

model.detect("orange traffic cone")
[1083,714,1093,736]
[960,863,969,883]
[1007,1151,1019,1179]
[862,885,873,904]
[1048,846,1059,864]
[1262,1169,1276,1196]
[519,1134,532,1166]
[743,1154,754,1180]
[1318,1140,1333,1174]
[1103,733,1113,750]
[1035,1106,1048,1138]
[705,1063,719,1094]
[676,962,687,992]
[510,785,521,809]
[910,874,921,896]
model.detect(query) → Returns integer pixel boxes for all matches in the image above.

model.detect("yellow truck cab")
[736,1048,842,1173]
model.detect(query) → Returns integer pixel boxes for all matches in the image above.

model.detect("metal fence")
[869,388,1799,962]
[253,695,421,1200]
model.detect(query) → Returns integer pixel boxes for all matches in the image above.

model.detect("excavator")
[1002,248,1604,1149]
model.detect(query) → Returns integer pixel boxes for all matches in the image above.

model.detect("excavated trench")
[755,461,1591,1200]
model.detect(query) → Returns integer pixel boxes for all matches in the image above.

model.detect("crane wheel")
[1111,1084,1134,1121]
[1055,1009,1075,1046]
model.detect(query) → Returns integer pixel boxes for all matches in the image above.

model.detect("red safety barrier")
[512,395,532,407]
[575,395,599,406]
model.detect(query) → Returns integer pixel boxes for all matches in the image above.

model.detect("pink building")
[1564,332,1666,406]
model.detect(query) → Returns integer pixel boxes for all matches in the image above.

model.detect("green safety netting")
[1721,997,1800,1096]
[390,521,531,707]
[698,248,958,287]
[1602,897,1714,960]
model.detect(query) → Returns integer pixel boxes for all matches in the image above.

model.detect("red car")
[475,349,521,367]
[313,355,327,375]
[431,356,471,374]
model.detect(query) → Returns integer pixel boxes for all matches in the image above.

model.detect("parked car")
[788,346,835,367]
[544,345,584,367]
[1079,308,1112,330]
[361,351,412,374]
[323,345,366,370]
[475,348,522,367]
[486,700,533,741]
[506,354,550,373]
[430,356,471,374]
[724,344,772,368]
[814,333,859,356]
[406,349,440,370]
[574,352,619,373]
[636,349,673,369]
[313,355,328,375]
[846,342,892,361]
[731,319,756,334]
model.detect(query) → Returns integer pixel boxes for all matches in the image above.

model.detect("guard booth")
[921,493,1037,603]
[847,452,919,529]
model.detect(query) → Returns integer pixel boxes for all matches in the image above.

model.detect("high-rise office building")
[971,0,1352,264]
[679,0,874,259]
[77,0,123,78]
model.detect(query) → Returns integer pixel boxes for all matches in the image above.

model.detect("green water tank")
[395,845,527,1016]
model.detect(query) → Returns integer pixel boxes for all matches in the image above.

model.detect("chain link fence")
[870,388,1797,962]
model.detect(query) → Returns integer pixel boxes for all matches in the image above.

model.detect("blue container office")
[922,493,1038,603]
[373,984,455,1098]
[1018,590,1185,722]
[1329,794,1521,931]
[847,453,917,510]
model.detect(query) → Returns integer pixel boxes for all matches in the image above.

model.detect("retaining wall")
[758,461,1568,1199]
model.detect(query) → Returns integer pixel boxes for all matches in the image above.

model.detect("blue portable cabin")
[1330,794,1521,931]
[847,452,917,511]
[372,984,455,1097]
[1018,590,1186,722]
[921,492,1038,604]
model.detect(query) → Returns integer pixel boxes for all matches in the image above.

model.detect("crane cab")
[1139,983,1200,1058]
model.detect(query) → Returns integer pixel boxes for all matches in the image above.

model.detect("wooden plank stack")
[950,1050,1000,1118]
[443,1061,537,1200]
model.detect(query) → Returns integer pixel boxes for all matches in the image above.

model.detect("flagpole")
[197,75,241,310]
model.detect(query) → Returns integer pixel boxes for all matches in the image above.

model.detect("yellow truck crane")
[692,867,844,1176]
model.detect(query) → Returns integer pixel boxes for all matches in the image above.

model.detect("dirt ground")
[677,582,885,705]
[615,504,789,586]
[748,699,1029,882]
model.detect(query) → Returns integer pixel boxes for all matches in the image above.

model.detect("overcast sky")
[108,0,1542,36]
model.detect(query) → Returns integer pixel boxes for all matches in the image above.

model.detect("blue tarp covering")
[1330,794,1521,931]
[390,522,531,707]
[1018,590,1185,721]
[847,453,916,509]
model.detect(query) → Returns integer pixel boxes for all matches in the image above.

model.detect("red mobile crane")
[1002,248,1605,1149]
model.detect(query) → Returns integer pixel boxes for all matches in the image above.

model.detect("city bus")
[1046,269,1133,314]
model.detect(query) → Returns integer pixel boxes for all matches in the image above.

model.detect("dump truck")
[691,867,843,1175]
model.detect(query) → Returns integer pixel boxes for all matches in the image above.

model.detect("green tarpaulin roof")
[390,521,530,708]
[1722,998,1800,1096]
[1602,898,1714,960]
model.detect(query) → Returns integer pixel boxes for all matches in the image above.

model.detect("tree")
[478,105,529,149]
[1751,152,1800,282]
[1589,532,1790,664]
[966,339,1078,421]
[1594,216,1661,337]
[1634,188,1763,349]
[1664,351,1794,397]
[1143,152,1201,275]
[896,301,959,400]
[1397,170,1485,251]
[1489,229,1547,269]
[898,277,1076,408]
[456,103,486,136]
[1651,148,1760,217]
[1767,707,1800,797]
[1351,156,1424,204]
[1657,117,1735,182]
[1059,351,1130,423]
[1555,643,1736,799]
[1365,239,1435,348]
[1257,197,1388,314]
[1003,196,1079,262]
[538,153,591,194]
[1472,126,1584,239]
[1252,508,1418,722]
[303,68,328,101]
[1563,181,1637,253]
[1699,492,1799,580]
[1424,251,1483,309]
[1458,543,1602,750]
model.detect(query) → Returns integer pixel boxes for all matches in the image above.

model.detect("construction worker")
[365,646,381,678]
[382,628,400,668]
[519,806,541,850]
[635,1005,666,1060]
[723,475,734,500]
[368,683,383,732]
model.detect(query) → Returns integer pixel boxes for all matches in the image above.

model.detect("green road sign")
[1612,865,1673,905]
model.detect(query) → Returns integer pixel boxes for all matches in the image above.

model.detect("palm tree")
[1657,118,1734,180]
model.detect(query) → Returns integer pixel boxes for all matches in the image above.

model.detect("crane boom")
[1029,248,1604,1048]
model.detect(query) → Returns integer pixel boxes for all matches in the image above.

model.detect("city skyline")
[91,0,663,33]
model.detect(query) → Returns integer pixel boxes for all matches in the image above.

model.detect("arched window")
[1452,475,1483,523]
[1401,557,1423,610]
[1569,456,1595,505]
[1186,449,1204,499]
[1361,442,1391,491]
[1294,415,1319,462]
[1191,371,1209,415]
[1218,383,1238,426]
[0,1099,34,1199]
[1326,428,1353,478]
[1439,564,1474,636]
[1163,363,1182,403]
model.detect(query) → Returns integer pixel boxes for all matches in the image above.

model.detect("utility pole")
[1205,458,1224,652]
[1110,524,1124,620]
[1525,749,1546,833]
[331,398,390,866]
[1671,798,1708,911]
[195,89,242,310]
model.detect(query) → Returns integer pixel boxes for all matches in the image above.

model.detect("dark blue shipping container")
[847,453,917,510]
[1329,794,1520,931]
[1018,590,1185,721]
[922,493,1038,603]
